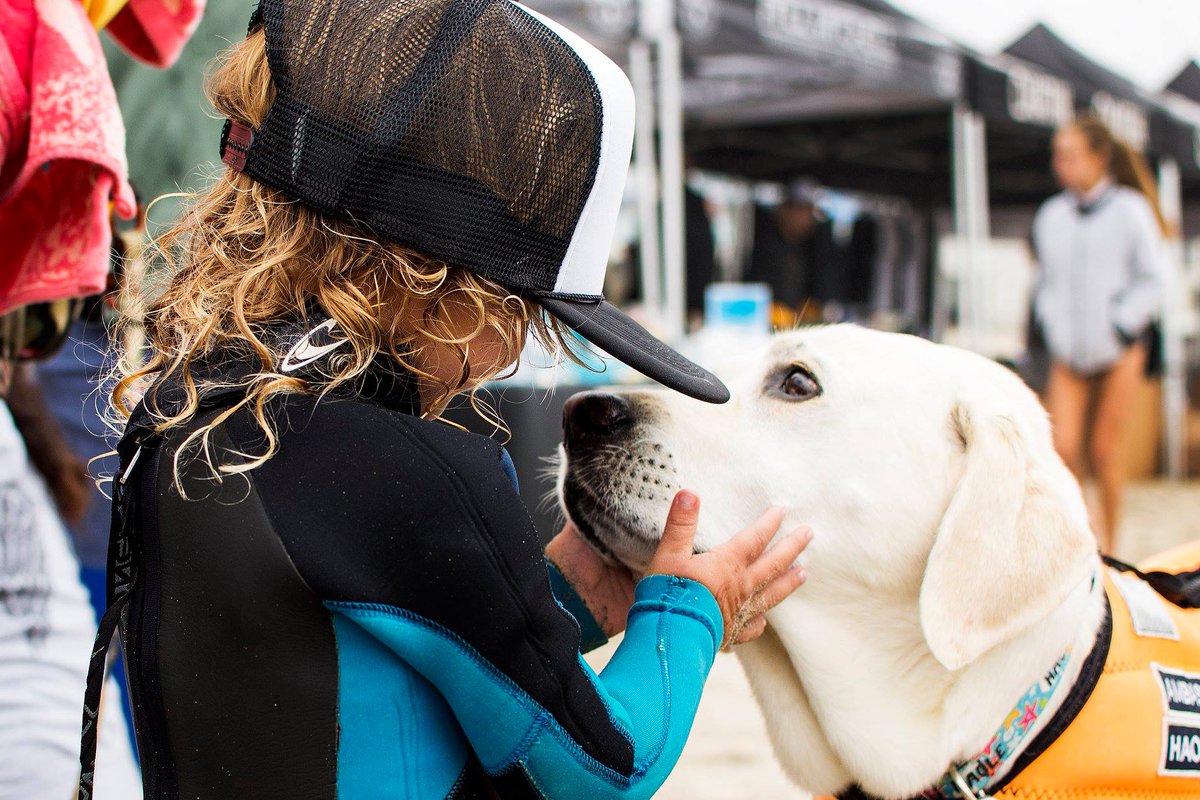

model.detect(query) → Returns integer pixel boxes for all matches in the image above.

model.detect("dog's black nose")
[563,392,633,446]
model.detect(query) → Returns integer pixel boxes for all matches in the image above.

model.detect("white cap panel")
[514,3,635,298]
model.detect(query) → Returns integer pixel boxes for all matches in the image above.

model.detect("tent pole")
[951,104,973,350]
[628,39,662,313]
[1158,156,1186,480]
[951,104,990,352]
[970,109,991,354]
[655,11,686,341]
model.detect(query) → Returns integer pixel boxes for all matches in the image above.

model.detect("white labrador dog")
[556,325,1106,799]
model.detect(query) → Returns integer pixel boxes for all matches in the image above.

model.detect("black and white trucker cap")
[218,0,729,403]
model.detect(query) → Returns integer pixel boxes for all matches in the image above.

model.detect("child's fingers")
[717,506,786,563]
[729,614,768,647]
[654,490,701,562]
[747,527,812,590]
[753,565,807,615]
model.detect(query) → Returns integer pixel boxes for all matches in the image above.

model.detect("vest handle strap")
[1103,554,1200,609]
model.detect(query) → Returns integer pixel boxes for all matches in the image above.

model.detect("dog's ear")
[919,402,1095,671]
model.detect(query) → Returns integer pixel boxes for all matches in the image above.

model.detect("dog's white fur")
[558,325,1106,799]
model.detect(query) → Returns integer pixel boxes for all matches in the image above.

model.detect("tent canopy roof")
[1004,23,1149,107]
[527,0,962,128]
[1167,61,1200,103]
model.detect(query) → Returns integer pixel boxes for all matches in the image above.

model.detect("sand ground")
[584,479,1200,799]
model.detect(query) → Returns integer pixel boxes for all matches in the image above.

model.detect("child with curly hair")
[81,2,812,798]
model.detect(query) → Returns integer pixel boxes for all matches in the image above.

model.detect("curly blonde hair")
[112,28,585,490]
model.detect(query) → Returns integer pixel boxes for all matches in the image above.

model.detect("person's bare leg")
[1045,361,1091,481]
[1089,345,1147,555]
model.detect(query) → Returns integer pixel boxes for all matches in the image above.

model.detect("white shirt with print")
[0,401,139,799]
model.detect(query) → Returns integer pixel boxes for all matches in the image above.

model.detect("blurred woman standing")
[1032,116,1168,555]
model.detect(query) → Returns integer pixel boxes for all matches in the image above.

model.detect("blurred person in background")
[0,308,139,799]
[37,225,135,605]
[36,224,140,750]
[745,192,839,325]
[0,0,203,793]
[1031,115,1168,555]
[685,184,718,329]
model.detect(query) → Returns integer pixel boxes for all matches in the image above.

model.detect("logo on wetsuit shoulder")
[279,318,348,373]
[1155,664,1200,717]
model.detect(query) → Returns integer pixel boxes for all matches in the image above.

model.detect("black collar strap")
[836,597,1113,800]
[1103,553,1200,609]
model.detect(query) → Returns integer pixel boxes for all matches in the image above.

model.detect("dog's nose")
[563,392,633,445]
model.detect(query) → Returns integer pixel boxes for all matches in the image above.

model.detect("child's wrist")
[546,527,634,637]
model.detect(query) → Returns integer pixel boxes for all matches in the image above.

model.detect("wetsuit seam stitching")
[328,601,638,789]
[373,412,637,766]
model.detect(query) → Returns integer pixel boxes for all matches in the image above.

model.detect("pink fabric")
[105,0,203,68]
[0,0,135,315]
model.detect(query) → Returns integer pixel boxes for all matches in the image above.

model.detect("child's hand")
[545,523,637,637]
[647,490,810,649]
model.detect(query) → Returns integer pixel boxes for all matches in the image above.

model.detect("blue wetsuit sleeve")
[278,414,723,798]
[328,574,721,799]
[545,559,609,653]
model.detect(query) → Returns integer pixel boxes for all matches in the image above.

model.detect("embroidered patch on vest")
[1162,721,1200,777]
[1155,664,1200,717]
[1155,665,1200,777]
[1111,568,1180,640]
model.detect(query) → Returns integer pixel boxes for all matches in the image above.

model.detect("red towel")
[0,0,202,315]
[107,0,203,69]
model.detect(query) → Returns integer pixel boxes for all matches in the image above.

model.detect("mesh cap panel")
[220,0,731,403]
[234,0,603,293]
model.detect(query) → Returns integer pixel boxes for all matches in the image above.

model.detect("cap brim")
[534,296,730,404]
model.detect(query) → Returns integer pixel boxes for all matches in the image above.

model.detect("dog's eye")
[780,366,821,400]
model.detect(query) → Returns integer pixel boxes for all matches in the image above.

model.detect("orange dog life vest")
[993,542,1200,800]
[833,544,1200,800]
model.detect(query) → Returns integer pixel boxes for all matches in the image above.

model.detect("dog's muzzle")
[559,391,676,568]
[562,391,634,452]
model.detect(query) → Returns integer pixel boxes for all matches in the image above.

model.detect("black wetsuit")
[87,311,723,800]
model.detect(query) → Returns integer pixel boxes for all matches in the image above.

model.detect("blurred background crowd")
[1,0,1199,797]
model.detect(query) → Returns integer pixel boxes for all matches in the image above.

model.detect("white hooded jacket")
[1032,182,1165,374]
